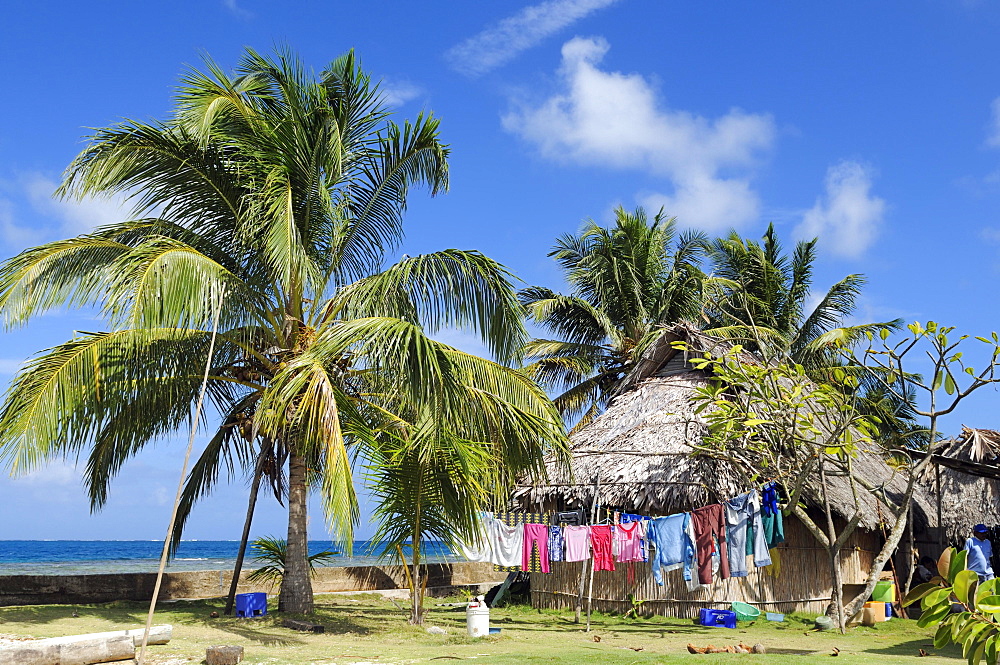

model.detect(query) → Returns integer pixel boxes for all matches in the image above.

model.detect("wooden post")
[586,475,601,632]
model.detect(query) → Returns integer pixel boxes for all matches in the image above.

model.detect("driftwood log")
[73,626,172,647]
[0,634,134,665]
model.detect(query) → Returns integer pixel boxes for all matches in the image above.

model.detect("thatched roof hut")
[514,322,934,531]
[929,426,1000,544]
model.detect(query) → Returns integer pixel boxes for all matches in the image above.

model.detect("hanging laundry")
[684,515,705,591]
[691,504,730,584]
[748,490,771,567]
[614,520,644,562]
[759,484,785,549]
[492,511,550,572]
[589,525,615,572]
[553,509,585,526]
[648,513,694,585]
[548,525,565,562]
[522,523,551,573]
[488,519,524,568]
[460,513,495,563]
[564,525,591,562]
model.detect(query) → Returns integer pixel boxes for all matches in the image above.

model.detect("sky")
[3,0,1000,543]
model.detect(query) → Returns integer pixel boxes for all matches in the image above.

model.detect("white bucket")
[466,596,490,638]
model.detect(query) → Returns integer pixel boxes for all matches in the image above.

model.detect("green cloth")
[761,509,784,549]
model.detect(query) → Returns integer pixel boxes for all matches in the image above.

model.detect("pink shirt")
[563,525,591,562]
[614,521,644,562]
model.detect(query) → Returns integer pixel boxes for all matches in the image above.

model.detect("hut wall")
[530,517,879,618]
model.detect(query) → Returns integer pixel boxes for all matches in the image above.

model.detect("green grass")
[0,594,963,664]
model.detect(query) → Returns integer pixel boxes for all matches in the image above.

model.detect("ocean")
[0,540,459,576]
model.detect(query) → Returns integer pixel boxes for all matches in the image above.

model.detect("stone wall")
[0,562,506,607]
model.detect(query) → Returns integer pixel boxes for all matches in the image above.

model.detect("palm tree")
[0,48,564,613]
[704,223,901,368]
[520,206,707,430]
[363,410,495,624]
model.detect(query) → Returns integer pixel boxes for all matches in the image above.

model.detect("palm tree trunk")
[279,450,313,613]
[224,449,267,615]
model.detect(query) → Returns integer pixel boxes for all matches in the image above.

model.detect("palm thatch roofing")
[514,322,935,532]
[926,426,1000,543]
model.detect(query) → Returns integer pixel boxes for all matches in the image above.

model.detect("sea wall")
[0,562,506,607]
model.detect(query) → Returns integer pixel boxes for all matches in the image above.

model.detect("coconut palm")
[520,206,707,430]
[704,223,901,368]
[363,409,496,624]
[0,48,564,613]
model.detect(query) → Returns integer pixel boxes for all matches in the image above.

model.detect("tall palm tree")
[705,223,901,368]
[0,48,565,613]
[521,206,707,430]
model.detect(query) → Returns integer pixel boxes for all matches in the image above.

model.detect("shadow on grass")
[863,637,963,660]
[0,596,393,643]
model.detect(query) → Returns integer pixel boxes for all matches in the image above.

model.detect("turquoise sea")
[0,540,459,576]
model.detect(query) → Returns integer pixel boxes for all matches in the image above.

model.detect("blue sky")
[3,0,1000,542]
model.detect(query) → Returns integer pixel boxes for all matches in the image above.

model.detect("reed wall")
[530,517,880,618]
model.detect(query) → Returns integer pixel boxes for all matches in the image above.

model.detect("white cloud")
[503,37,775,231]
[0,173,131,250]
[18,461,79,487]
[222,0,253,19]
[795,161,885,259]
[379,79,422,107]
[988,97,1000,148]
[446,0,623,77]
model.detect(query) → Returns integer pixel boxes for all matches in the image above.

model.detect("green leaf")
[880,327,890,340]
[934,369,945,390]
[956,570,980,606]
[904,582,946,607]
[918,602,953,627]
[978,579,998,603]
[986,633,998,665]
[946,372,957,395]
[938,620,957,648]
[923,586,955,610]
[952,549,970,583]
[976,595,1000,614]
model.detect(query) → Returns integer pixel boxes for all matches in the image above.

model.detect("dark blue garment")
[548,526,565,562]
[761,482,781,516]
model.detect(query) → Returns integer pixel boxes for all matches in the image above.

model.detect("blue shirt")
[965,537,994,578]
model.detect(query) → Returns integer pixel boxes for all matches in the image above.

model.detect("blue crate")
[698,608,737,629]
[235,592,268,618]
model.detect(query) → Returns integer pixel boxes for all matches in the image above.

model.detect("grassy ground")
[0,594,962,665]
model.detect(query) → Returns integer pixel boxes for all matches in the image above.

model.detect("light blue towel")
[649,513,694,584]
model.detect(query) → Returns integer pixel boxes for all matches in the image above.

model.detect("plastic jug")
[466,595,490,637]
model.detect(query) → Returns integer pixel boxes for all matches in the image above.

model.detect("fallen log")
[64,626,172,647]
[0,634,134,665]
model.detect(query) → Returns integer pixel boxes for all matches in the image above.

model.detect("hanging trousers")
[692,504,730,584]
[522,523,551,573]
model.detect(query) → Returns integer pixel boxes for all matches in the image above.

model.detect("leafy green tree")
[903,548,1000,664]
[0,48,564,613]
[364,410,498,624]
[685,321,1000,632]
[521,206,707,430]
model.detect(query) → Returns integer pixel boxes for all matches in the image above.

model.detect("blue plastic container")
[235,592,268,618]
[698,608,737,629]
[885,602,892,620]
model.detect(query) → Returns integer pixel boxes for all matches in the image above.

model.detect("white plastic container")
[466,595,490,637]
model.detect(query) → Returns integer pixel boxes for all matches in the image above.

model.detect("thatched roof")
[514,323,935,532]
[929,426,1000,543]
